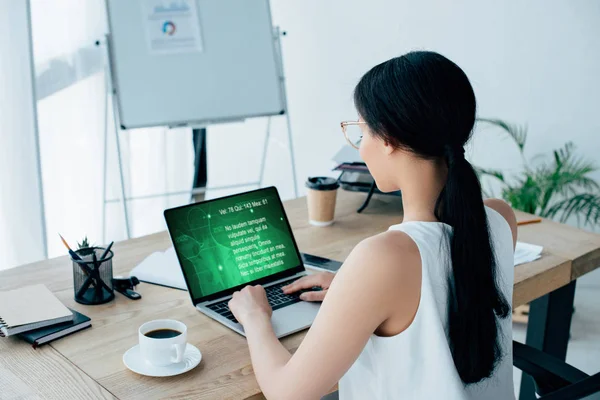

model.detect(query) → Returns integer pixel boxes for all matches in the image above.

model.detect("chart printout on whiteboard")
[142,0,204,55]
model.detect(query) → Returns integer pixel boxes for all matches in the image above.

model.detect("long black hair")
[354,51,510,384]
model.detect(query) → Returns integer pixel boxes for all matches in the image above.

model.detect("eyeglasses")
[340,120,367,150]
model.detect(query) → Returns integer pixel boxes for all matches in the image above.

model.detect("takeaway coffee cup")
[306,177,340,227]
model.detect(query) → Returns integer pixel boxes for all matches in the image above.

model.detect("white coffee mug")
[139,319,187,367]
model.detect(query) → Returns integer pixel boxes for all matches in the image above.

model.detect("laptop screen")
[164,187,303,301]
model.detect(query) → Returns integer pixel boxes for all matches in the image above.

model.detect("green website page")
[166,188,301,299]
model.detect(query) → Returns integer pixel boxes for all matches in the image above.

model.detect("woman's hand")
[282,272,335,302]
[229,285,272,326]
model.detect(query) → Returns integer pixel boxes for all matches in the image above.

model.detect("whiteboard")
[105,0,285,129]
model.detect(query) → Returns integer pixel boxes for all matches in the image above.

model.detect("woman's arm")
[484,198,518,249]
[229,232,420,400]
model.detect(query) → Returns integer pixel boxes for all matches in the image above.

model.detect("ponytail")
[435,145,511,383]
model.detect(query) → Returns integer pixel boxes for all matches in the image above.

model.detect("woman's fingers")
[282,274,323,294]
[299,289,327,302]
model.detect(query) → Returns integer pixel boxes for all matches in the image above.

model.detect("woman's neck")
[398,157,447,223]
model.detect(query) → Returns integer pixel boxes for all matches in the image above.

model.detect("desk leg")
[518,281,577,400]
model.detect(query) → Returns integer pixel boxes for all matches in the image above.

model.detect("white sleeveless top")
[339,207,515,399]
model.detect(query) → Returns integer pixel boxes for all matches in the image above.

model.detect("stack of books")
[0,284,91,348]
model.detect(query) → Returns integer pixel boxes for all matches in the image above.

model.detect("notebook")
[19,308,91,348]
[0,284,74,337]
[130,247,187,290]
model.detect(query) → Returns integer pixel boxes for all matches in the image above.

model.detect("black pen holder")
[72,247,115,305]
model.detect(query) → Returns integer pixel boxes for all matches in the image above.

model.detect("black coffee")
[145,328,182,339]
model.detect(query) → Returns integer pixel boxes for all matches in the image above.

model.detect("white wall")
[86,0,600,240]
[224,0,600,221]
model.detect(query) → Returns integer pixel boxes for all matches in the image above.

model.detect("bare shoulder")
[342,230,421,284]
[484,198,517,247]
[359,230,419,260]
[335,230,422,334]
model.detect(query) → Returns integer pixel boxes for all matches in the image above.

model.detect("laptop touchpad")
[271,301,320,338]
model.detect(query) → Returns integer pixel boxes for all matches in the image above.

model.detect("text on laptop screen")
[167,188,302,298]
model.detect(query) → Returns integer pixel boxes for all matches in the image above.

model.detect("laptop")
[164,186,320,338]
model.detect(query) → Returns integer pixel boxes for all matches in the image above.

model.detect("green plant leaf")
[477,118,528,154]
[545,194,600,226]
[538,152,565,215]
[537,143,599,215]
[76,236,95,256]
[501,174,541,214]
[475,120,600,228]
[553,144,599,195]
[77,236,90,250]
[474,167,506,182]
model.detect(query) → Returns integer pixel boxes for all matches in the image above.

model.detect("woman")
[229,51,517,399]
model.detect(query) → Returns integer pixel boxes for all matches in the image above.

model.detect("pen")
[99,241,114,261]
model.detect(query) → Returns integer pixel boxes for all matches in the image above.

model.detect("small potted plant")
[76,236,96,257]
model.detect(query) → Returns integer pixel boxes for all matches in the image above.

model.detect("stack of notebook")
[0,284,91,347]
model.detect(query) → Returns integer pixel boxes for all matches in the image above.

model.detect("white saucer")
[123,344,202,377]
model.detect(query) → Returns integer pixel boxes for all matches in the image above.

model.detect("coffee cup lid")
[305,177,340,191]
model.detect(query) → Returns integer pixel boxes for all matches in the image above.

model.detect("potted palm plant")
[476,118,600,228]
[475,119,600,323]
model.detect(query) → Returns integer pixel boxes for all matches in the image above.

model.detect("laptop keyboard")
[206,279,301,324]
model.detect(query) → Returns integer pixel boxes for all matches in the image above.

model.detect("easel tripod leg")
[285,112,299,198]
[112,93,131,239]
[101,71,109,244]
[258,117,271,188]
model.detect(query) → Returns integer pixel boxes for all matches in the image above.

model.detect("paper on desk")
[130,247,187,290]
[514,241,543,266]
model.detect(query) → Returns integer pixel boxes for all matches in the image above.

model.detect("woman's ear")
[383,139,395,156]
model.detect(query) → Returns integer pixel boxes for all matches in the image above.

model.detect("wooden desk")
[1,190,599,400]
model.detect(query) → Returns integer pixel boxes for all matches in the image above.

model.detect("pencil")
[517,218,542,226]
[59,234,83,260]
[59,234,93,279]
